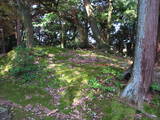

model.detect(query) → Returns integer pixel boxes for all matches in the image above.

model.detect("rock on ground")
[0,106,11,120]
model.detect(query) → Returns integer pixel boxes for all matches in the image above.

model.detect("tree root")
[121,64,133,81]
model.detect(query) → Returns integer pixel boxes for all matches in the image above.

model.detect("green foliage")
[151,82,160,92]
[88,77,116,92]
[9,47,38,83]
[88,66,123,92]
[152,95,160,107]
[89,77,101,89]
[113,0,137,23]
[102,66,122,77]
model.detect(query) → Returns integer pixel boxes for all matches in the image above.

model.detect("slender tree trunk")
[0,28,5,53]
[60,21,65,48]
[121,0,160,106]
[16,0,33,48]
[16,18,21,46]
[2,30,5,53]
[83,0,104,47]
[107,0,113,42]
[38,29,41,42]
[101,0,113,45]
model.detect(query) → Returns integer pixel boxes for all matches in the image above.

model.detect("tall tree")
[60,19,65,48]
[107,0,113,42]
[121,0,160,106]
[16,17,21,46]
[0,28,5,53]
[70,9,89,48]
[83,0,104,47]
[38,1,89,48]
[16,0,33,48]
[156,17,160,66]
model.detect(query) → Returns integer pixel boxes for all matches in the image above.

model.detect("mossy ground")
[0,46,159,120]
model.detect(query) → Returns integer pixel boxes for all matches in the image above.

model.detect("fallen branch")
[47,109,58,116]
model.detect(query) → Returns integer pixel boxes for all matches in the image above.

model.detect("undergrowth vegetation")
[8,47,39,82]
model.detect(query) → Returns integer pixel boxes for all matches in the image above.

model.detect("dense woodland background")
[0,0,160,120]
[0,0,137,53]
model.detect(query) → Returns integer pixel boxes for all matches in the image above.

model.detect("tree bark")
[0,28,5,53]
[83,0,104,47]
[156,15,160,66]
[60,20,65,48]
[107,0,113,42]
[60,11,89,48]
[154,11,160,85]
[70,10,89,48]
[121,0,160,106]
[77,24,88,48]
[16,0,33,48]
[16,18,21,46]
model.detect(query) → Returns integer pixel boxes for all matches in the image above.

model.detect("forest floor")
[0,47,160,120]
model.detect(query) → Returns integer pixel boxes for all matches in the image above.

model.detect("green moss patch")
[85,98,135,120]
[0,82,54,109]
[0,46,159,119]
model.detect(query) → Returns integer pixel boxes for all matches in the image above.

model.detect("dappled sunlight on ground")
[0,47,159,119]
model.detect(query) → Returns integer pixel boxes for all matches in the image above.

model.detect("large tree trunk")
[16,18,21,46]
[16,0,33,48]
[0,28,5,53]
[154,14,160,84]
[83,0,104,47]
[60,11,89,48]
[121,0,160,106]
[156,16,160,66]
[77,24,89,48]
[22,7,34,48]
[70,10,89,48]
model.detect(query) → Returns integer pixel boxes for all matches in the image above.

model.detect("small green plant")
[151,82,160,92]
[88,77,116,92]
[88,78,102,89]
[152,95,160,107]
[9,46,38,83]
